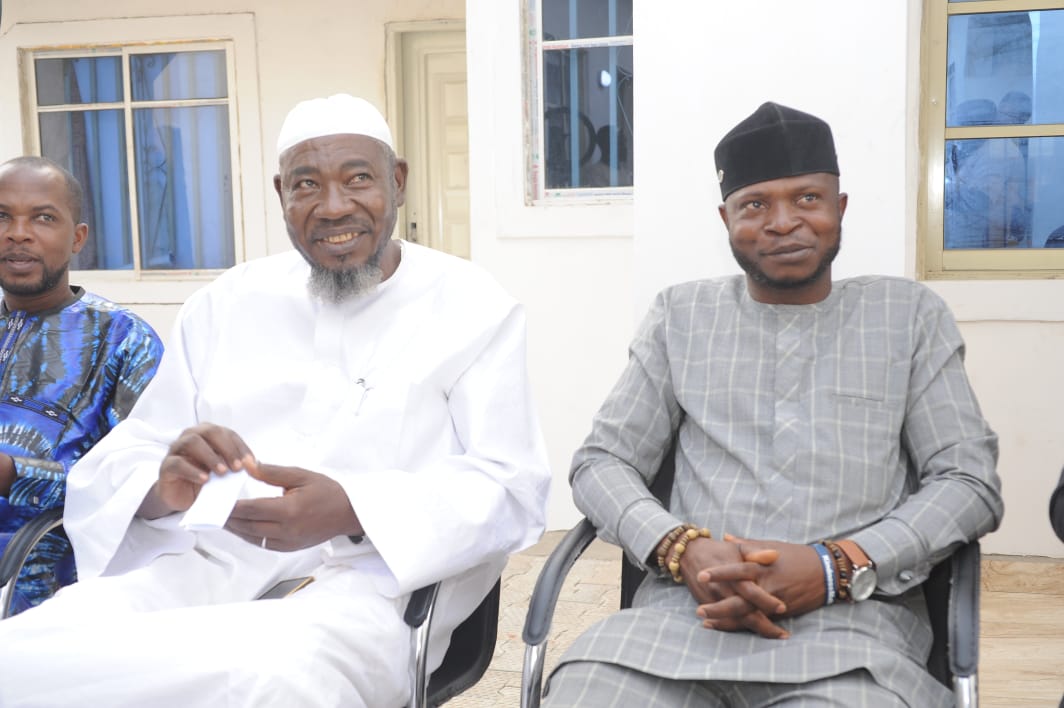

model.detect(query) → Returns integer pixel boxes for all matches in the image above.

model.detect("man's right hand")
[136,423,256,519]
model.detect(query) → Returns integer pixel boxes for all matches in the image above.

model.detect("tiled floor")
[448,532,1064,707]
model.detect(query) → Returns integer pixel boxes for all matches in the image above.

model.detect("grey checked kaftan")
[558,275,1003,706]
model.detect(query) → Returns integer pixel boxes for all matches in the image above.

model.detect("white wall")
[466,0,634,529]
[633,2,909,307]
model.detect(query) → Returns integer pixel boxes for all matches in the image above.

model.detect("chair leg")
[408,583,440,708]
[521,641,548,708]
[954,674,977,708]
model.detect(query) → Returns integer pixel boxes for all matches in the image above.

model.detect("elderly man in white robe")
[0,94,550,708]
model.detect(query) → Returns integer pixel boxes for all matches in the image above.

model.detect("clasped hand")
[680,534,826,640]
[147,422,361,551]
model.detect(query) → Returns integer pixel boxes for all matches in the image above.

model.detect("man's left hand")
[225,462,363,551]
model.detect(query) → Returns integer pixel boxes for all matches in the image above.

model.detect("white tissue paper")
[179,470,283,531]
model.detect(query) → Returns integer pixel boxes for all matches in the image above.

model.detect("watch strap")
[836,539,873,570]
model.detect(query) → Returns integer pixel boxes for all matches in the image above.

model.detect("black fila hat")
[714,102,839,201]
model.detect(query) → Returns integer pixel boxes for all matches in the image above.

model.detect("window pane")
[543,45,633,189]
[542,0,633,40]
[130,50,228,101]
[35,57,122,106]
[944,135,1064,249]
[946,10,1064,126]
[38,110,133,270]
[132,105,234,269]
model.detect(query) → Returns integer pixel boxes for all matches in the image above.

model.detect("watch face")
[850,566,877,601]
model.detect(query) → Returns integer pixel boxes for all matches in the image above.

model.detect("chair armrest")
[948,539,981,679]
[522,518,598,647]
[0,508,65,586]
[404,582,440,629]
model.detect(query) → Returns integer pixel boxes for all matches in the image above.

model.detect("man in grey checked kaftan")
[552,274,1002,706]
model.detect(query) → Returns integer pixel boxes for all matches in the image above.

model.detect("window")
[28,44,238,273]
[526,0,633,201]
[923,0,1064,278]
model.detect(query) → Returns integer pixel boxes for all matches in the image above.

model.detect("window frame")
[0,13,267,305]
[524,0,634,204]
[24,40,244,279]
[922,0,1064,279]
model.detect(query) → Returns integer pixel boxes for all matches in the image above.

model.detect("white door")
[399,29,470,259]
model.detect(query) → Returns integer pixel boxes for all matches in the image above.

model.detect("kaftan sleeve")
[850,287,1003,595]
[334,305,551,595]
[569,290,686,572]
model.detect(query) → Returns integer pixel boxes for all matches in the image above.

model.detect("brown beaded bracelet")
[655,524,695,572]
[666,527,712,583]
[822,539,853,602]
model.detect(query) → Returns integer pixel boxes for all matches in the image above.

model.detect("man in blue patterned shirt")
[0,156,163,614]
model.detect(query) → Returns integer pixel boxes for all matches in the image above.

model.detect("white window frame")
[0,13,266,304]
[26,42,243,279]
[524,0,633,205]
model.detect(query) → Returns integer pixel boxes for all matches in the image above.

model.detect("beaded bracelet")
[655,524,695,572]
[810,542,837,605]
[666,527,712,583]
[822,539,852,602]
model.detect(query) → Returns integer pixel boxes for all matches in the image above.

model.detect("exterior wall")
[466,0,634,529]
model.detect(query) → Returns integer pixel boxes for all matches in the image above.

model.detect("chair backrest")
[618,439,966,690]
[923,551,955,687]
[426,579,501,706]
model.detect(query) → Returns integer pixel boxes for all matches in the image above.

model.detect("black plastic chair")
[406,579,501,707]
[0,511,500,706]
[521,447,981,708]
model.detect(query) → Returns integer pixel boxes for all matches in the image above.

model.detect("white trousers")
[0,548,412,708]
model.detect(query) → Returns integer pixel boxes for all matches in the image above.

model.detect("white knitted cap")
[276,94,394,157]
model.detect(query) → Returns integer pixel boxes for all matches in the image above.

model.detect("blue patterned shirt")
[0,287,163,609]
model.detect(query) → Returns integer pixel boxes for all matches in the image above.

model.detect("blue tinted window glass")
[946,10,1064,127]
[132,105,234,269]
[543,45,633,189]
[38,110,133,270]
[35,57,122,106]
[543,0,633,41]
[130,51,227,101]
[944,135,1064,249]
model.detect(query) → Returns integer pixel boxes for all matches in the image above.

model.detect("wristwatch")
[836,540,877,602]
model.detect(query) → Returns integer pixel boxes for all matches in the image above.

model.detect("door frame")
[384,19,467,250]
